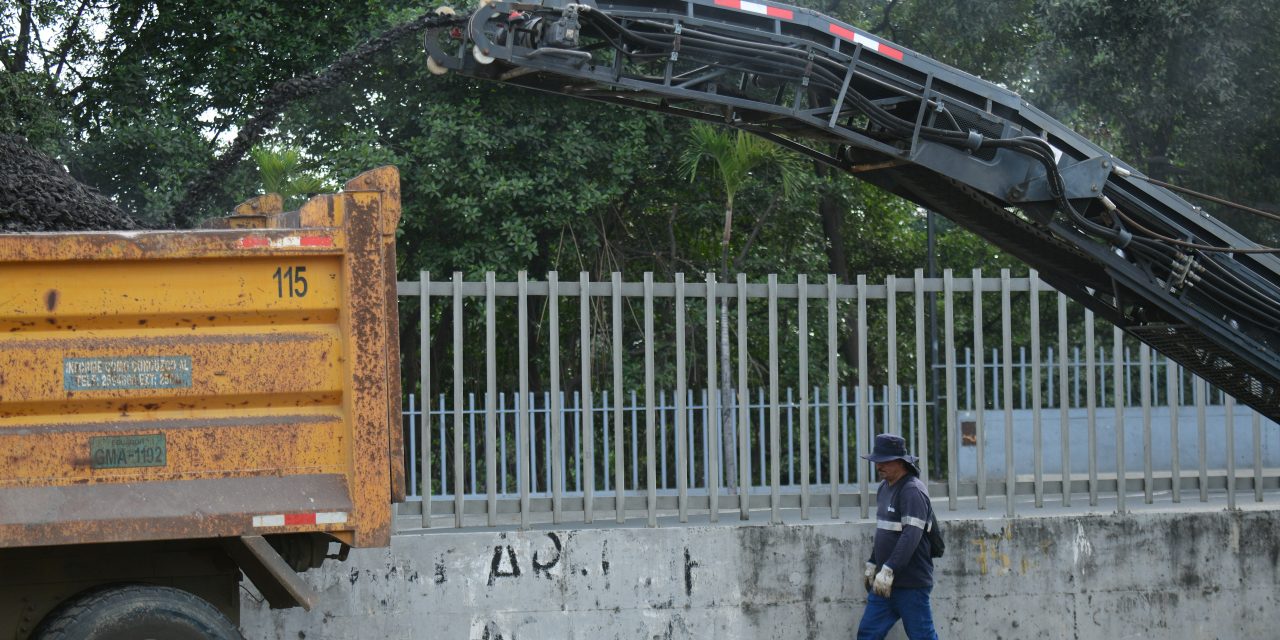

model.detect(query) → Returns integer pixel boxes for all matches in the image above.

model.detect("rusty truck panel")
[0,167,402,550]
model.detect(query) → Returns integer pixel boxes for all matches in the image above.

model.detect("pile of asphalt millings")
[0,133,139,232]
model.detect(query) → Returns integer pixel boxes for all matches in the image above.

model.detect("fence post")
[631,390,639,496]
[1114,326,1125,514]
[661,390,668,490]
[454,271,466,528]
[1085,309,1097,506]
[769,274,782,524]
[420,272,433,527]
[857,274,871,518]
[829,274,840,518]
[944,270,958,510]
[1058,293,1070,507]
[737,273,751,520]
[581,272,595,522]
[613,272,626,522]
[914,269,929,483]
[886,274,899,437]
[644,273,657,527]
[1253,410,1263,503]
[518,271,531,528]
[439,393,448,498]
[758,387,766,494]
[1226,393,1236,510]
[799,274,811,519]
[1001,269,1014,517]
[1196,377,1207,502]
[550,272,563,524]
[1141,344,1152,504]
[973,269,986,510]
[676,273,689,522]
[408,393,417,501]
[1168,357,1181,503]
[486,272,498,525]
[1029,270,1042,508]
[469,393,478,499]
[707,273,720,522]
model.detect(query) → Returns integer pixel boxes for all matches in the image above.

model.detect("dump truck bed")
[0,167,403,550]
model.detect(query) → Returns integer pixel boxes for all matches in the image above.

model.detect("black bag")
[926,511,945,558]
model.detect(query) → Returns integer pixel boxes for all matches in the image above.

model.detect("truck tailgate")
[0,167,402,549]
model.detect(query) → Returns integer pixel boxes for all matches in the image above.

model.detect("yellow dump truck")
[0,167,406,638]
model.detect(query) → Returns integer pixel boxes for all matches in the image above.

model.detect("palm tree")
[250,146,327,208]
[680,122,802,495]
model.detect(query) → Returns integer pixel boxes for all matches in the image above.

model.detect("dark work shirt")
[867,474,934,588]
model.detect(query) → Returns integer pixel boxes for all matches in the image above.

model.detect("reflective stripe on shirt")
[877,520,903,531]
[901,515,928,530]
[879,517,928,531]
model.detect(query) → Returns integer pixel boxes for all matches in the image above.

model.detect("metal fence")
[395,271,1280,529]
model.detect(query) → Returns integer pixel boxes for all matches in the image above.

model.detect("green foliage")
[300,68,675,279]
[250,146,328,207]
[0,71,68,153]
[814,0,1044,88]
[3,0,383,224]
[66,111,242,227]
[680,122,805,204]
[1033,0,1280,243]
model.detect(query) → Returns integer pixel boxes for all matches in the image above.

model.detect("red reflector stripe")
[284,513,316,526]
[828,24,904,61]
[236,235,333,249]
[714,0,792,20]
[252,511,347,527]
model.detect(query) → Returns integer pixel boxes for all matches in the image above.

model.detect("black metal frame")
[427,0,1280,420]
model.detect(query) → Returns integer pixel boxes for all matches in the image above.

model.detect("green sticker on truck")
[64,356,192,391]
[90,434,167,469]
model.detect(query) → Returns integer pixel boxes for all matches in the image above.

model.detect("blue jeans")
[856,586,939,640]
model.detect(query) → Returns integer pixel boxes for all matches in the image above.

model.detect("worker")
[856,433,939,640]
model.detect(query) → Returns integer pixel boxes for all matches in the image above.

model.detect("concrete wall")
[242,509,1280,639]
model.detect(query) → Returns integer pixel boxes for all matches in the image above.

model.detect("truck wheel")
[33,584,242,640]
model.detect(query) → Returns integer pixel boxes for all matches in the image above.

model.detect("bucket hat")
[861,433,920,475]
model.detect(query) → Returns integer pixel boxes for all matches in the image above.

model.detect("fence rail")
[395,271,1280,529]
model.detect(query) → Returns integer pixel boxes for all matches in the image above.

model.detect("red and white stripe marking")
[713,0,794,20]
[236,235,334,249]
[828,24,904,61]
[707,0,904,62]
[253,511,348,527]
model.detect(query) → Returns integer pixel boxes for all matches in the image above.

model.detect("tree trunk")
[12,0,33,72]
[816,164,861,378]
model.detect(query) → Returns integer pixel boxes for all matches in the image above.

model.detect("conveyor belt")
[426,0,1280,419]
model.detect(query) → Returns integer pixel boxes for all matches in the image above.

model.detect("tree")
[680,122,803,493]
[1032,0,1280,244]
[1,1,387,225]
[250,146,327,208]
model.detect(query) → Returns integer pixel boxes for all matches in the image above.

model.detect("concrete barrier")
[242,509,1280,639]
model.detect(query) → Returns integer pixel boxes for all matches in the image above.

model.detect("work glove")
[872,565,895,598]
[863,562,876,592]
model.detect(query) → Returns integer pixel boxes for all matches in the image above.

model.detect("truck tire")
[32,584,242,640]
